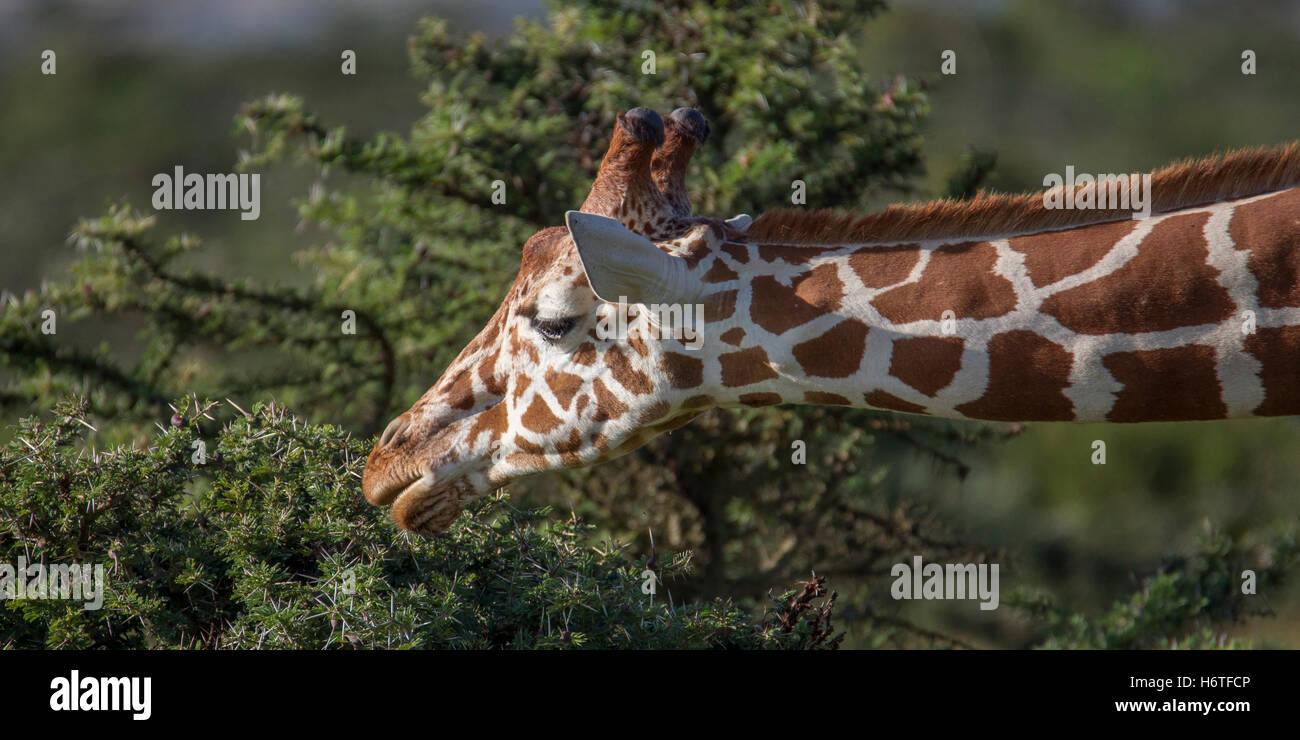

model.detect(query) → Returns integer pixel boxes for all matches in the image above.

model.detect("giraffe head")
[363,107,749,535]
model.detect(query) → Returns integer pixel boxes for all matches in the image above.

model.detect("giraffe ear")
[565,210,698,306]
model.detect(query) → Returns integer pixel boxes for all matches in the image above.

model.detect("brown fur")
[746,142,1300,245]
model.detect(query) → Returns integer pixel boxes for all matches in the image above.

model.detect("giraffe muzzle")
[362,458,469,536]
[389,475,467,536]
[363,422,476,535]
[362,419,415,506]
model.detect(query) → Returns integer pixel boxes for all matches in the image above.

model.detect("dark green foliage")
[943,147,999,200]
[1010,531,1299,649]
[0,397,841,649]
[3,398,1284,649]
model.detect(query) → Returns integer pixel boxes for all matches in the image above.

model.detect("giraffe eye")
[531,316,577,341]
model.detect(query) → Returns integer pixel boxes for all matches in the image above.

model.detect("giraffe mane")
[745,141,1300,245]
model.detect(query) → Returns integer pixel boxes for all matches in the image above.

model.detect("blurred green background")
[2,0,1298,646]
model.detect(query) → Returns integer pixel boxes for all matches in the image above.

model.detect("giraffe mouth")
[385,475,470,536]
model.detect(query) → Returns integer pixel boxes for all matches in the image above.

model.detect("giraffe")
[363,106,1300,535]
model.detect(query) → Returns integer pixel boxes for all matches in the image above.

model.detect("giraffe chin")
[389,476,470,536]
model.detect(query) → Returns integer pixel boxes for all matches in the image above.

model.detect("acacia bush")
[0,397,845,649]
[3,398,1291,649]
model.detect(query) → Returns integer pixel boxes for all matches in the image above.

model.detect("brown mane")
[745,141,1300,245]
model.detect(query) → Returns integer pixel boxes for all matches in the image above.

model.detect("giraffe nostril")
[379,415,410,448]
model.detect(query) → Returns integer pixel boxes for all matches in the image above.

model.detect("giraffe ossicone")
[363,106,1300,535]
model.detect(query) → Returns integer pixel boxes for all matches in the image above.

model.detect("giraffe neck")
[705,187,1300,423]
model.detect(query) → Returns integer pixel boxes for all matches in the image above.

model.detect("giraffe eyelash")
[531,316,578,341]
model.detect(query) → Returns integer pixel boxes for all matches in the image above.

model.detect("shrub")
[0,397,841,649]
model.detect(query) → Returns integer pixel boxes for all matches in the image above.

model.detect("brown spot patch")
[751,263,845,335]
[792,319,868,378]
[466,402,508,447]
[511,374,532,405]
[508,326,541,364]
[758,244,832,264]
[1244,325,1300,415]
[954,331,1075,421]
[607,345,653,394]
[1233,188,1300,308]
[864,390,928,414]
[545,368,584,410]
[444,370,475,411]
[1103,346,1226,421]
[662,351,704,389]
[795,263,844,309]
[628,332,649,357]
[613,431,649,456]
[721,242,750,263]
[639,401,671,424]
[1041,212,1234,334]
[478,348,506,396]
[740,393,783,407]
[504,452,544,470]
[719,346,779,387]
[1009,218,1136,288]
[704,289,737,322]
[871,241,1018,323]
[849,244,922,289]
[514,435,545,455]
[572,341,598,366]
[703,258,739,283]
[805,391,851,405]
[481,316,503,345]
[522,396,563,433]
[890,336,964,397]
[591,378,628,422]
[681,394,715,410]
[555,428,583,466]
[675,235,712,269]
[720,327,746,346]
